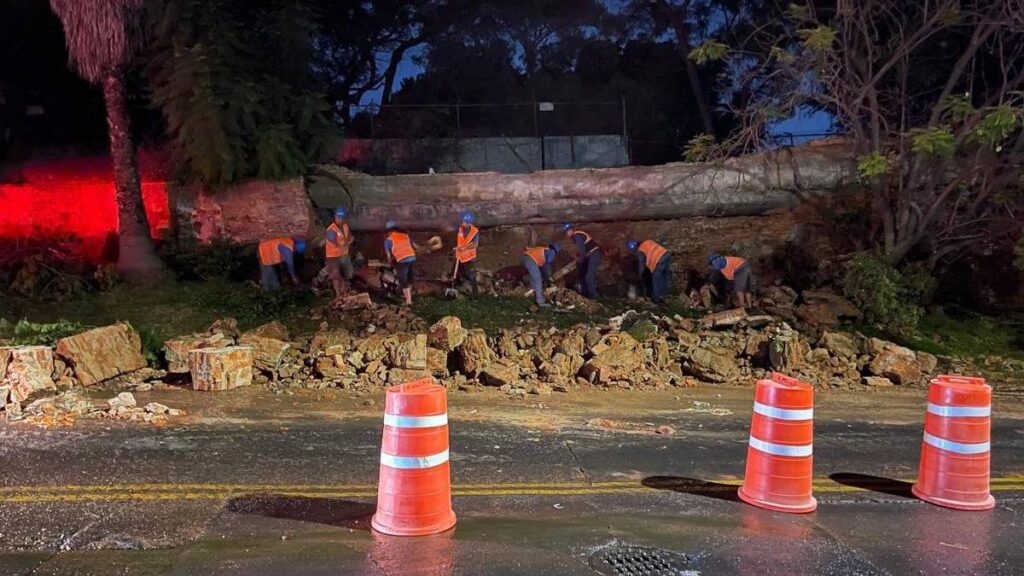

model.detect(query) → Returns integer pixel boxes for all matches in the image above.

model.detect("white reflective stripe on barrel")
[926,403,990,418]
[748,435,813,457]
[753,402,813,421]
[923,432,990,455]
[380,449,450,469]
[383,413,448,428]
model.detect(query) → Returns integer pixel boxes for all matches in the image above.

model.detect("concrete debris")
[55,323,147,386]
[189,346,254,391]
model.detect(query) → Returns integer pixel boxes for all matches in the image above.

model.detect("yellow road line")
[1,476,1022,503]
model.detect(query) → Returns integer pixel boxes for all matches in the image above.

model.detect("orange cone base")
[738,486,817,514]
[371,511,457,537]
[911,484,994,511]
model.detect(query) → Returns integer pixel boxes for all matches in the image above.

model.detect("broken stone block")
[4,346,57,403]
[458,329,495,376]
[682,347,739,383]
[528,383,553,395]
[428,316,468,352]
[387,334,427,370]
[863,376,894,387]
[387,368,432,384]
[427,347,449,377]
[819,332,858,359]
[916,351,938,376]
[56,323,147,386]
[579,333,645,385]
[700,308,748,329]
[480,360,519,387]
[206,317,240,339]
[336,292,373,310]
[310,329,354,356]
[495,330,519,358]
[768,326,804,372]
[189,346,253,391]
[868,343,923,385]
[163,332,234,374]
[244,320,290,341]
[107,392,137,410]
[237,333,291,372]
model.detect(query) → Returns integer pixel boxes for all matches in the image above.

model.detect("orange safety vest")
[325,222,351,258]
[638,240,668,272]
[258,238,294,266]
[524,246,548,267]
[721,256,747,280]
[456,224,479,263]
[387,231,416,262]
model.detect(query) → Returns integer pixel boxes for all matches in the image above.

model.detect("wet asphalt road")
[1,385,1022,575]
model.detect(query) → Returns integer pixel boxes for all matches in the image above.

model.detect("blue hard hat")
[708,254,725,269]
[334,207,348,219]
[626,239,639,252]
[385,220,398,230]
[293,238,307,254]
[561,222,573,232]
[460,212,475,224]
[548,242,561,254]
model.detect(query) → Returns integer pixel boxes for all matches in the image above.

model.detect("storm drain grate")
[588,546,691,576]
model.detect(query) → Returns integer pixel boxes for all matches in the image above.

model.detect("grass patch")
[3,279,326,347]
[852,310,1024,360]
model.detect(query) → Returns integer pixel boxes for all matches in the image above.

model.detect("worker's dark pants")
[647,255,671,302]
[260,264,281,291]
[578,251,602,298]
[395,260,414,288]
[521,256,551,305]
[457,259,479,294]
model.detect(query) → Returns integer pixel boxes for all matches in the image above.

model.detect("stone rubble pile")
[10,390,185,427]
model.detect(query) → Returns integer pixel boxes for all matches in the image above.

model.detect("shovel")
[444,257,460,300]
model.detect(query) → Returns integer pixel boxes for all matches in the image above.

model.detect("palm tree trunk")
[102,70,165,279]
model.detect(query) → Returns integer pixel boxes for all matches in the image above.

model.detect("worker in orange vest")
[384,220,416,305]
[257,237,306,291]
[708,253,753,308]
[325,207,354,297]
[562,223,602,298]
[521,243,560,306]
[453,212,479,294]
[627,239,671,303]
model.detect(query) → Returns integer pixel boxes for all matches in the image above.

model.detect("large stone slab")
[188,347,253,391]
[387,334,427,370]
[580,333,645,385]
[56,323,147,386]
[457,330,495,376]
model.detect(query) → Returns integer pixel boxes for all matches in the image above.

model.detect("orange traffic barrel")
[738,372,817,514]
[912,375,995,510]
[372,378,457,536]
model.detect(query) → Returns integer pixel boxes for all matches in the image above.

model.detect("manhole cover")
[588,546,691,576]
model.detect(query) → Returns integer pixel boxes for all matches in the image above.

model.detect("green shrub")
[841,253,929,334]
[10,319,87,346]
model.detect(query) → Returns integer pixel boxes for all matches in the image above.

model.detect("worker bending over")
[325,207,354,297]
[258,236,305,291]
[562,223,602,298]
[627,239,671,303]
[385,221,416,305]
[707,254,753,308]
[454,212,480,294]
[521,243,560,307]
